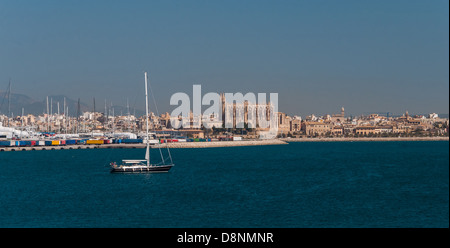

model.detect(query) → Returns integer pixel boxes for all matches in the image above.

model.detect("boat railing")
[122,159,147,164]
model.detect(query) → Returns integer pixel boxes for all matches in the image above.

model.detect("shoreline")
[0,140,288,151]
[1,137,447,151]
[155,139,288,148]
[280,136,449,142]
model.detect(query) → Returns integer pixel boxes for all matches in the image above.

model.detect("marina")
[2,136,448,152]
[0,143,144,152]
[0,139,288,151]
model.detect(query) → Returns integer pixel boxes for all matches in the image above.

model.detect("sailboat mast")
[7,79,11,127]
[46,96,49,132]
[144,72,150,166]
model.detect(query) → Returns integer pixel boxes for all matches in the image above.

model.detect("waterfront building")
[331,126,344,136]
[393,125,410,134]
[302,121,333,136]
[355,125,379,135]
[290,116,302,133]
[277,112,291,135]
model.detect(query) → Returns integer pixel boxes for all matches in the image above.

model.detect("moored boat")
[110,72,174,173]
[110,160,173,173]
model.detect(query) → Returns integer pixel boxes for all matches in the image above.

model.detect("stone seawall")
[280,136,449,142]
[1,137,447,152]
[0,140,288,151]
[155,139,288,148]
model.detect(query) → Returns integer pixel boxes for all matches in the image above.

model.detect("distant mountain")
[0,91,39,116]
[0,91,144,117]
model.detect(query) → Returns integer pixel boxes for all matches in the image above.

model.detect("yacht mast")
[144,72,150,166]
[46,96,49,132]
[7,80,11,127]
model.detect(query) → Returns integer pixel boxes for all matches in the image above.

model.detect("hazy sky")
[0,0,448,116]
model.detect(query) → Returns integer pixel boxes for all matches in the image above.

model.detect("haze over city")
[0,0,448,116]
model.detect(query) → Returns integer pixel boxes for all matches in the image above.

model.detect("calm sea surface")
[0,141,448,227]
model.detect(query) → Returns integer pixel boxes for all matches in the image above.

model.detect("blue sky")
[0,0,448,116]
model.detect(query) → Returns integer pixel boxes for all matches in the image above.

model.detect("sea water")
[0,141,448,227]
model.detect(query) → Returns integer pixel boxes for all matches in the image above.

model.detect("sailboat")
[110,72,174,173]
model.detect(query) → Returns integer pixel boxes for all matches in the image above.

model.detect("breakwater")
[156,139,288,148]
[280,136,449,142]
[0,139,287,151]
[3,137,446,151]
[0,144,143,152]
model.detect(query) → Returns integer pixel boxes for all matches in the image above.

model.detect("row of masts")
[2,79,137,134]
[43,96,136,134]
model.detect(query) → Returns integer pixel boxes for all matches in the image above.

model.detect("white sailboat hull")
[111,164,174,173]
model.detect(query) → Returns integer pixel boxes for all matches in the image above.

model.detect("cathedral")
[219,93,276,129]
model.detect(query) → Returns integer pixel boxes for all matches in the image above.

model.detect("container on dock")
[65,140,77,145]
[18,141,32,146]
[233,137,242,141]
[51,140,60,146]
[0,140,13,147]
[45,140,52,146]
[86,140,104,145]
[60,140,66,145]
[121,139,142,144]
[38,140,46,146]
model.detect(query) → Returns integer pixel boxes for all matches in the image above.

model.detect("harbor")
[0,139,288,151]
[3,136,450,152]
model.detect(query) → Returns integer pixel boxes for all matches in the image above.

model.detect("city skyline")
[2,94,448,140]
[1,90,448,119]
[1,0,448,116]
